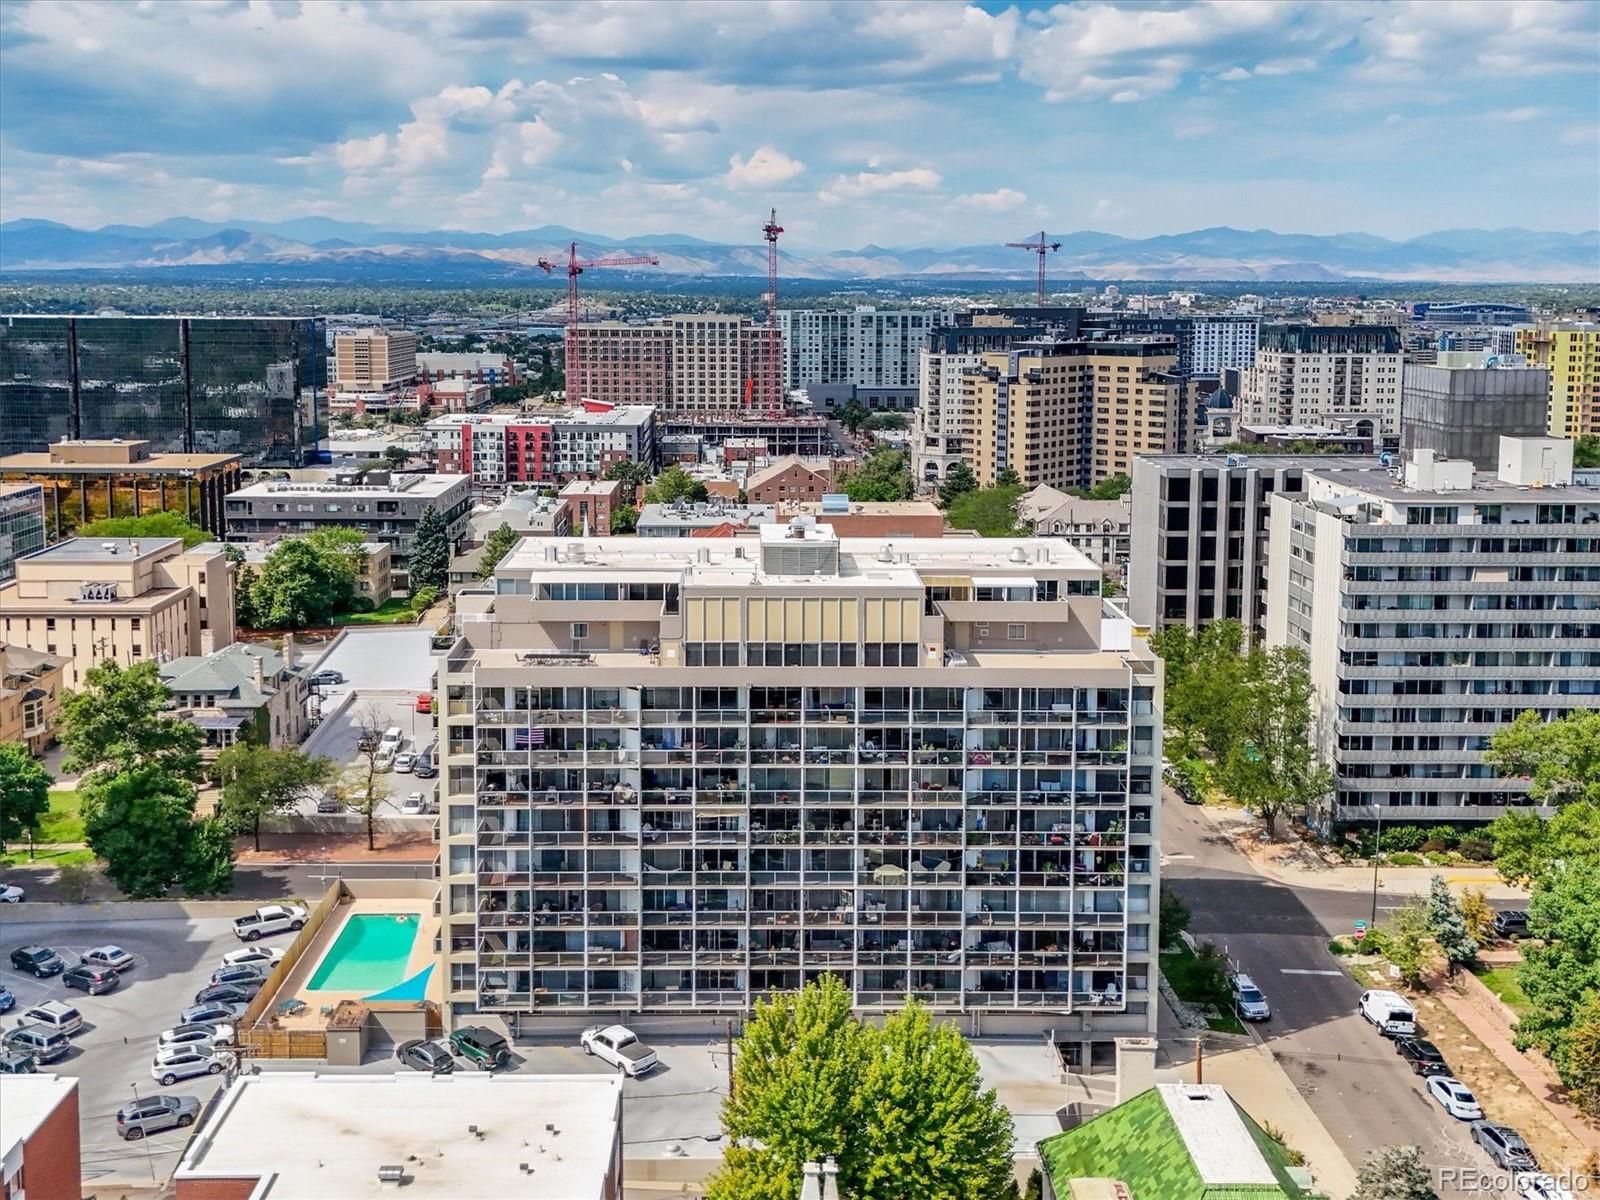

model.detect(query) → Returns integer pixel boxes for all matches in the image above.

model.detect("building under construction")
[566,314,782,416]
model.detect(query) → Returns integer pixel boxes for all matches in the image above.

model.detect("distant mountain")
[1,218,1594,282]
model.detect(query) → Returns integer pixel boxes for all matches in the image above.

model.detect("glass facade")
[0,316,327,463]
[0,484,47,584]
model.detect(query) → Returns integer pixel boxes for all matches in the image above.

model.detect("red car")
[415,693,433,714]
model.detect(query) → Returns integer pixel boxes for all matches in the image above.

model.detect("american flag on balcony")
[514,728,547,749]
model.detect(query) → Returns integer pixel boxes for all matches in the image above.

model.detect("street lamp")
[128,1082,159,1183]
[1369,803,1384,930]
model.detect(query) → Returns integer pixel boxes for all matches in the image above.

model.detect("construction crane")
[758,208,784,415]
[537,242,660,403]
[1005,230,1061,307]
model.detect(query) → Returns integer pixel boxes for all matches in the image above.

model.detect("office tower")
[1514,323,1600,439]
[0,484,46,584]
[1127,453,1382,639]
[333,328,418,390]
[428,407,657,488]
[778,308,944,391]
[437,524,1162,1061]
[1400,362,1549,469]
[1236,325,1402,440]
[0,315,327,464]
[913,322,1044,484]
[1264,438,1600,825]
[958,339,1195,490]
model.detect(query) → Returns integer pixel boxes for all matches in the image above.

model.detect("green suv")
[448,1026,510,1071]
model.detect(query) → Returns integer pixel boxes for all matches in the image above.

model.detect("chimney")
[820,1157,840,1200]
[800,1162,824,1200]
[251,650,264,693]
[281,632,296,669]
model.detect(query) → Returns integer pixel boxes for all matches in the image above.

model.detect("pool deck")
[271,897,440,1031]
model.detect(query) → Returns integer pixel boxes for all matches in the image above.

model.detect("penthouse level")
[436,521,1163,1063]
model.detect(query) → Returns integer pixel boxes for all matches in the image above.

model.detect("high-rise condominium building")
[565,323,672,411]
[957,339,1195,490]
[437,523,1162,1059]
[778,308,944,391]
[566,316,777,413]
[912,322,1044,484]
[1265,437,1600,825]
[428,407,657,488]
[1127,454,1381,639]
[0,315,327,464]
[333,329,418,390]
[1091,316,1259,377]
[1236,325,1403,440]
[1513,323,1600,439]
[1400,362,1549,469]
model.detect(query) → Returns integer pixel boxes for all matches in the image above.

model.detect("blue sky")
[2,0,1596,246]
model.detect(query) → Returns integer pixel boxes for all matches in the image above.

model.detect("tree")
[1425,875,1477,974]
[345,704,395,851]
[477,523,521,580]
[837,448,914,503]
[234,564,261,628]
[305,526,370,601]
[603,459,651,495]
[1352,1145,1437,1200]
[609,504,638,535]
[937,462,978,509]
[0,743,52,850]
[1164,757,1210,806]
[1487,800,1600,886]
[995,466,1021,487]
[944,485,1025,537]
[1150,621,1250,765]
[246,538,351,628]
[1159,882,1191,950]
[836,398,870,434]
[78,512,210,548]
[865,411,908,432]
[1378,899,1433,987]
[1515,857,1600,1117]
[408,505,450,594]
[81,767,232,898]
[213,744,333,852]
[1485,709,1600,808]
[383,445,413,469]
[1085,474,1132,501]
[645,465,709,505]
[1458,887,1495,945]
[1573,435,1600,469]
[1220,645,1331,839]
[709,978,1013,1200]
[59,660,203,786]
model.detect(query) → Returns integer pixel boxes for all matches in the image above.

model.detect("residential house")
[0,643,67,754]
[159,641,310,752]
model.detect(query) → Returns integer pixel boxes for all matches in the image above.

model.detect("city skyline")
[2,0,1597,247]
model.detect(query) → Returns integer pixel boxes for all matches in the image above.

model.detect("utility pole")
[128,1082,158,1183]
[726,1018,735,1099]
[1194,1035,1203,1084]
[1370,802,1384,930]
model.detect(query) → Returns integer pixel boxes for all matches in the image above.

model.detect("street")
[1161,800,1499,1199]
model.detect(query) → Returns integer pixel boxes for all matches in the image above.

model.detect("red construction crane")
[1005,230,1061,307]
[537,242,659,402]
[760,208,784,415]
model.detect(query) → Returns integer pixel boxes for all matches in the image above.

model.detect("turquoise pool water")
[307,913,420,992]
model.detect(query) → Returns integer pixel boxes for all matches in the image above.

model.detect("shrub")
[1420,838,1447,854]
[1388,852,1424,866]
[1328,937,1356,956]
[348,596,376,614]
[1433,826,1461,848]
[1382,826,1427,852]
[1458,835,1494,862]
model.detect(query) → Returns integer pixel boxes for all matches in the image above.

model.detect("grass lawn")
[0,846,95,868]
[36,789,84,844]
[1160,941,1247,1035]
[332,598,422,626]
[1472,962,1531,1015]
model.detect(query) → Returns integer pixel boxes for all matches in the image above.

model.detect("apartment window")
[131,618,141,631]
[1007,624,1027,640]
[570,622,589,640]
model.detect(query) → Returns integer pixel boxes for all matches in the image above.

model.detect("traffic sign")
[1354,928,1368,942]
[1354,919,1368,931]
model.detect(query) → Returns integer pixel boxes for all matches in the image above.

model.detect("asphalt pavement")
[1161,799,1509,1199]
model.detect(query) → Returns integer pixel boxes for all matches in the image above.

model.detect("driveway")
[299,691,436,819]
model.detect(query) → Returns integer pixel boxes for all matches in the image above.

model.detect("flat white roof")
[0,1075,76,1159]
[1157,1084,1277,1188]
[229,473,468,499]
[178,1072,620,1199]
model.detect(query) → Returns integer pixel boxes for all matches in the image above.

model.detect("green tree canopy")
[936,462,978,508]
[1224,645,1332,838]
[1514,857,1600,1117]
[77,511,210,548]
[835,398,870,434]
[1085,474,1131,501]
[1488,800,1600,886]
[1425,874,1478,973]
[1378,899,1433,987]
[865,411,908,432]
[995,466,1021,487]
[213,744,334,851]
[945,485,1025,537]
[837,449,914,503]
[609,504,639,535]
[603,459,652,493]
[1352,1145,1437,1200]
[1485,708,1600,808]
[0,743,52,845]
[81,766,232,898]
[477,523,521,579]
[59,659,203,785]
[245,538,352,628]
[305,526,370,597]
[408,505,450,594]
[645,465,709,505]
[1571,435,1600,469]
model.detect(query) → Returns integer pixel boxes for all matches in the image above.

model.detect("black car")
[193,982,260,1006]
[448,1026,511,1071]
[8,946,63,977]
[396,1039,456,1074]
[1493,910,1530,939]
[1395,1037,1449,1076]
[63,964,120,995]
[1471,1121,1537,1170]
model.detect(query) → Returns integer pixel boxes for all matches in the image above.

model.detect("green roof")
[1037,1086,1315,1200]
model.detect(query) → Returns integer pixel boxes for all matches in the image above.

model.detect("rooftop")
[0,449,242,473]
[228,472,468,499]
[1306,466,1599,504]
[23,536,181,562]
[1138,453,1383,471]
[159,642,296,706]
[177,1072,620,1199]
[427,405,655,429]
[0,1074,76,1159]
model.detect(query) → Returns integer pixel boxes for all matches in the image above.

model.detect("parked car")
[81,945,136,972]
[17,1000,83,1036]
[375,747,396,772]
[315,794,342,814]
[1493,910,1530,940]
[0,1049,36,1074]
[393,752,416,774]
[1518,1174,1576,1200]
[9,945,63,977]
[193,982,261,1007]
[0,984,14,1013]
[63,964,120,995]
[396,1039,455,1074]
[210,963,269,987]
[220,945,285,970]
[1,1025,70,1064]
[356,731,380,752]
[1472,1121,1537,1170]
[399,793,427,816]
[1426,1076,1484,1121]
[415,693,433,714]
[1230,973,1271,1021]
[412,752,437,780]
[152,1045,234,1087]
[0,883,24,903]
[232,903,307,941]
[380,726,403,749]
[448,1026,511,1071]
[1395,1037,1449,1076]
[180,1001,246,1026]
[158,1023,236,1051]
[580,1024,659,1077]
[117,1093,200,1140]
[1358,989,1417,1038]
[309,670,345,687]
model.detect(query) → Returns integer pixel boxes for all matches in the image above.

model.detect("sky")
[1,0,1597,248]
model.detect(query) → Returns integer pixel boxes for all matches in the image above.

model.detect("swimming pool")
[307,913,421,992]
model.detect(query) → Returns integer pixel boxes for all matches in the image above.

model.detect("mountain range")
[2,218,1595,283]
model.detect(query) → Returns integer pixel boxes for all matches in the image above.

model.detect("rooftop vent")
[877,543,895,563]
[377,1165,406,1184]
[1009,546,1028,563]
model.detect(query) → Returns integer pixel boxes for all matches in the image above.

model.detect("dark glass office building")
[0,316,327,463]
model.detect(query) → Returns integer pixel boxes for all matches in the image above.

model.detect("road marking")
[1279,968,1343,976]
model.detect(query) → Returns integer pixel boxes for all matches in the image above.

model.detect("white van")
[380,727,404,748]
[1359,988,1416,1037]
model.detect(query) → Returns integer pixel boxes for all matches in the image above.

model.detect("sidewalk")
[235,832,437,863]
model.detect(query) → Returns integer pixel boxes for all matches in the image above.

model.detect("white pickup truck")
[579,1024,659,1077]
[232,904,308,942]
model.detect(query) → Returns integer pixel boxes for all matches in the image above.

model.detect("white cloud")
[1482,106,1544,124]
[956,187,1028,211]
[726,146,806,189]
[819,167,943,203]
[1092,198,1130,222]
[335,132,392,171]
[1217,66,1251,81]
